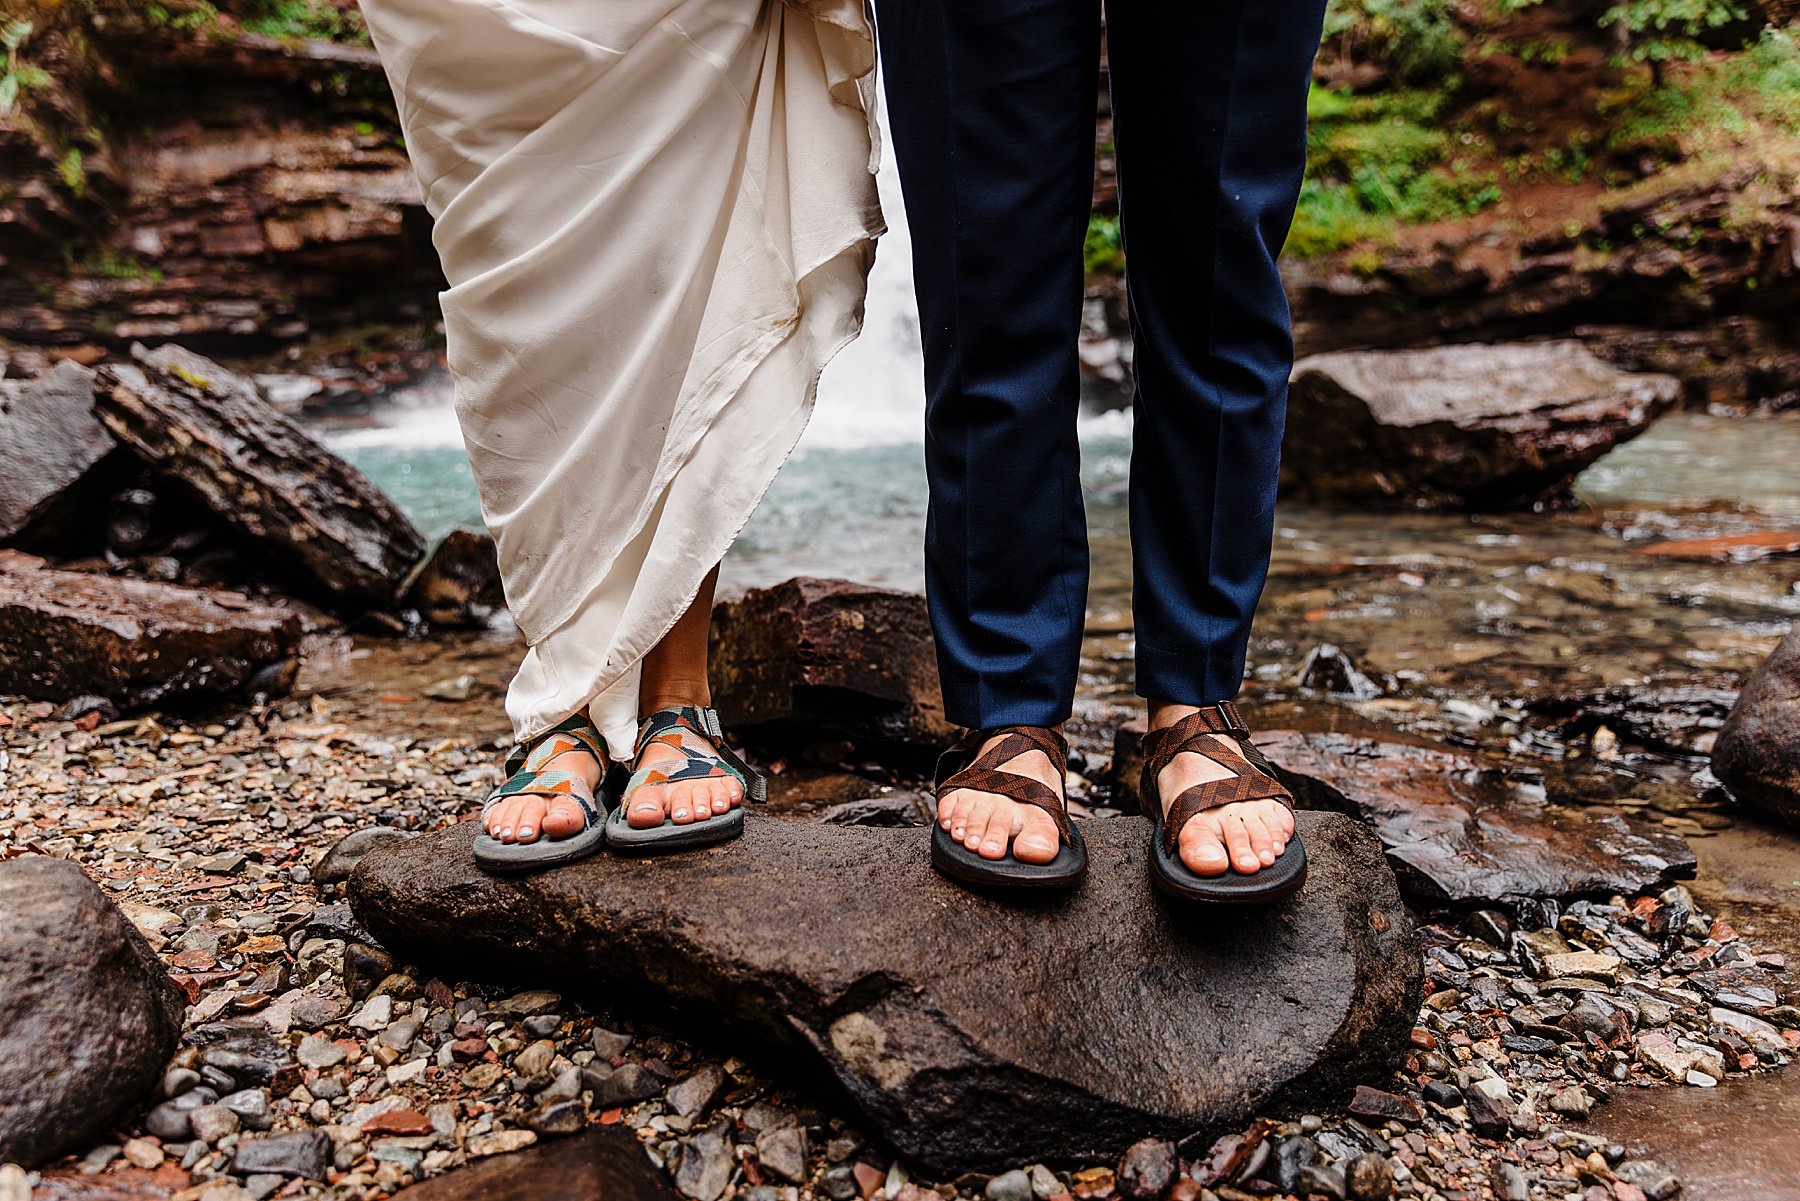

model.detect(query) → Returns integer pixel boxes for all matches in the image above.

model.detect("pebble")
[587,1062,664,1107]
[1345,1152,1393,1201]
[527,1098,586,1136]
[233,1129,330,1179]
[756,1122,809,1184]
[121,1136,165,1169]
[469,1129,538,1158]
[1615,1160,1682,1201]
[667,1063,727,1119]
[189,1103,241,1143]
[349,992,394,1031]
[514,1037,556,1078]
[675,1122,734,1201]
[1116,1138,1175,1199]
[987,1169,1034,1201]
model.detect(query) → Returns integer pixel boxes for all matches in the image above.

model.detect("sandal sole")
[930,822,1088,891]
[1148,824,1308,903]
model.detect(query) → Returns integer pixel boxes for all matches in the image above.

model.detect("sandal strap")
[483,768,601,822]
[935,725,1073,846]
[1139,704,1293,857]
[628,706,748,793]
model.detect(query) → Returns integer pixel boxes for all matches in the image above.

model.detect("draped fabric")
[359,0,883,757]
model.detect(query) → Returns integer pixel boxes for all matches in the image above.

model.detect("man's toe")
[1178,818,1232,876]
[977,804,1013,860]
[1013,808,1061,864]
[1222,813,1262,874]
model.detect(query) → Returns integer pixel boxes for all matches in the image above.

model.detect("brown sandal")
[1139,702,1307,903]
[931,725,1088,890]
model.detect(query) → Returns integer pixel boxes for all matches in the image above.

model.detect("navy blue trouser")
[875,0,1327,730]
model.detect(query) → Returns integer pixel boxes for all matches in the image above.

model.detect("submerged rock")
[349,812,1420,1173]
[1282,341,1678,509]
[96,343,425,607]
[710,578,953,758]
[0,549,302,707]
[0,856,185,1167]
[1253,730,1697,904]
[1712,627,1800,828]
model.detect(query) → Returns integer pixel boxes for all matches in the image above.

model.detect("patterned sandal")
[930,725,1088,890]
[605,706,762,853]
[1139,702,1307,903]
[474,713,622,873]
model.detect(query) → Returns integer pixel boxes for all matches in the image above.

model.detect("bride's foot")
[480,716,608,846]
[623,704,745,828]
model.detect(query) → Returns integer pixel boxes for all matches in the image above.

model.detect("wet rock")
[96,344,425,607]
[349,811,1420,1173]
[394,1129,668,1200]
[404,529,506,629]
[1524,683,1738,760]
[232,1128,331,1179]
[1293,644,1386,700]
[1300,1163,1347,1201]
[0,550,303,708]
[1712,627,1800,827]
[1346,1086,1422,1125]
[1254,730,1697,904]
[0,360,117,542]
[1282,342,1678,509]
[314,827,418,886]
[527,1099,586,1137]
[0,856,185,1167]
[710,578,954,758]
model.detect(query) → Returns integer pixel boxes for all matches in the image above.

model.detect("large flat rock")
[1282,341,1678,509]
[0,549,303,707]
[349,812,1420,1173]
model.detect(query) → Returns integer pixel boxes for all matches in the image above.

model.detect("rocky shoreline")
[2,618,1797,1201]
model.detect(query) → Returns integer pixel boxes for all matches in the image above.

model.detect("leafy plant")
[1,18,33,117]
[1321,0,1466,85]
[1084,213,1125,274]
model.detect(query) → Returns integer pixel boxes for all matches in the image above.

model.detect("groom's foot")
[1150,703,1293,876]
[483,744,602,844]
[937,731,1066,863]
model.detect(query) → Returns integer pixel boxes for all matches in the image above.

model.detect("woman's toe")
[627,792,666,829]
[541,797,586,839]
[1179,818,1232,877]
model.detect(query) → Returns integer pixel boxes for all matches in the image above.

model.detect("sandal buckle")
[1212,701,1249,735]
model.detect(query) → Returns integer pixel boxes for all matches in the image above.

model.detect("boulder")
[0,360,118,542]
[1252,730,1698,904]
[0,549,302,707]
[405,529,506,629]
[0,857,185,1167]
[710,578,954,758]
[349,812,1421,1173]
[390,1127,674,1200]
[1712,628,1800,827]
[95,344,426,607]
[1282,341,1678,509]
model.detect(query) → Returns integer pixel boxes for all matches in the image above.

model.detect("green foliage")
[56,146,84,196]
[1606,27,1800,152]
[1600,0,1746,70]
[237,0,367,44]
[1321,0,1466,85]
[144,3,222,33]
[1084,213,1125,274]
[1,18,34,116]
[1287,85,1501,256]
[86,249,164,283]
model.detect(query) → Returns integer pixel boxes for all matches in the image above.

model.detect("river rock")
[96,343,425,607]
[0,360,118,542]
[405,529,506,629]
[710,577,954,757]
[0,856,185,1167]
[349,812,1419,1173]
[1712,627,1800,827]
[1251,730,1697,904]
[1282,341,1678,509]
[390,1127,674,1200]
[0,550,303,707]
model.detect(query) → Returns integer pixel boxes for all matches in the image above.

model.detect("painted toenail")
[673,808,688,819]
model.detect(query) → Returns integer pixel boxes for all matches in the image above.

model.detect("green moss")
[1285,84,1500,257]
[237,0,368,44]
